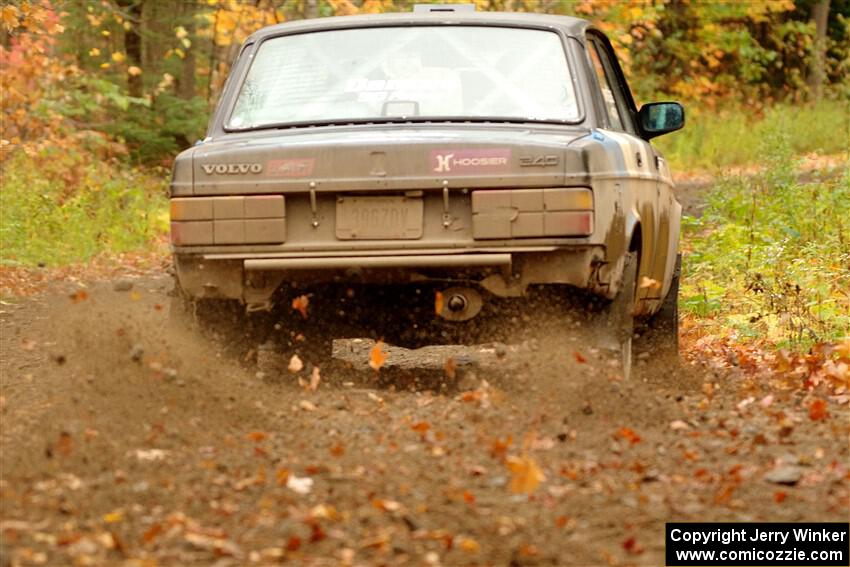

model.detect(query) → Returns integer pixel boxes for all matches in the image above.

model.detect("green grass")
[680,126,850,348]
[656,100,849,171]
[0,149,168,267]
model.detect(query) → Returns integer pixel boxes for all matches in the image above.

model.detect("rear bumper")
[243,253,511,271]
[173,245,613,308]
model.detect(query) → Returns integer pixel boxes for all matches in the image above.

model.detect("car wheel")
[602,251,637,379]
[637,253,680,358]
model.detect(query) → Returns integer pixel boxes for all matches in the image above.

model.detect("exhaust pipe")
[437,287,483,322]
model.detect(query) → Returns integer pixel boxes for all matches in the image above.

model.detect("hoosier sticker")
[430,149,511,175]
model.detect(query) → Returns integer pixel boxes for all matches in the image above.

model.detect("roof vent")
[413,3,475,13]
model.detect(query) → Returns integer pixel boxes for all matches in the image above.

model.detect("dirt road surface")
[1,275,847,566]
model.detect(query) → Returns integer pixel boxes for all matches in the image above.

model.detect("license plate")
[336,196,423,240]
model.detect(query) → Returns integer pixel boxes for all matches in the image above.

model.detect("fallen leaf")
[573,351,587,363]
[329,442,345,457]
[275,468,290,485]
[616,427,641,444]
[286,535,301,551]
[69,290,89,303]
[622,536,644,554]
[369,341,387,371]
[555,515,570,528]
[142,523,163,544]
[102,510,123,523]
[490,436,512,459]
[246,431,268,442]
[773,491,787,503]
[457,536,480,554]
[808,399,828,421]
[518,544,538,557]
[411,421,430,437]
[506,455,545,494]
[288,354,304,374]
[292,295,310,319]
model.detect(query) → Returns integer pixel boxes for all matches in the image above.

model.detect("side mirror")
[638,102,685,139]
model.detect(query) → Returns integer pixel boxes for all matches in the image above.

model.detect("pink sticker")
[267,158,315,177]
[429,149,511,175]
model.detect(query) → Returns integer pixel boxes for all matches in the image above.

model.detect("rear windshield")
[227,26,579,129]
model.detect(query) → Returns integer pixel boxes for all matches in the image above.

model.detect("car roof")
[246,11,592,43]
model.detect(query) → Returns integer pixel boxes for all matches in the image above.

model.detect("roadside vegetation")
[680,126,849,349]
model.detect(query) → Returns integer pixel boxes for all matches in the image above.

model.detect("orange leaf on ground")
[458,536,480,554]
[329,442,345,457]
[291,294,309,319]
[774,491,787,503]
[246,431,267,442]
[506,455,546,494]
[490,435,512,459]
[808,399,828,421]
[69,289,89,303]
[286,536,301,551]
[622,536,644,554]
[555,515,570,528]
[411,422,430,436]
[617,427,642,444]
[369,341,387,371]
[573,351,587,363]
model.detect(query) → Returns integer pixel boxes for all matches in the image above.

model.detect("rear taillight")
[170,195,286,245]
[471,188,593,239]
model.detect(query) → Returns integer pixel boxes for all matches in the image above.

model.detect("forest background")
[1,0,848,350]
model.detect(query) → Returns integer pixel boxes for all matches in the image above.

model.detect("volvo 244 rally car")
[168,6,685,373]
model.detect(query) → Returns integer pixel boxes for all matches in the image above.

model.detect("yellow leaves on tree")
[506,455,545,495]
[1,6,20,31]
[213,1,278,48]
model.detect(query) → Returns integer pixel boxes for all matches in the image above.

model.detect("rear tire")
[637,253,680,357]
[602,251,637,379]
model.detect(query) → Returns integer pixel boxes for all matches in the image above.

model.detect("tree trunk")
[807,0,830,102]
[118,0,144,98]
[305,0,319,19]
[178,2,197,100]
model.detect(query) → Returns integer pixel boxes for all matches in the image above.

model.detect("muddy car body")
[169,8,684,359]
